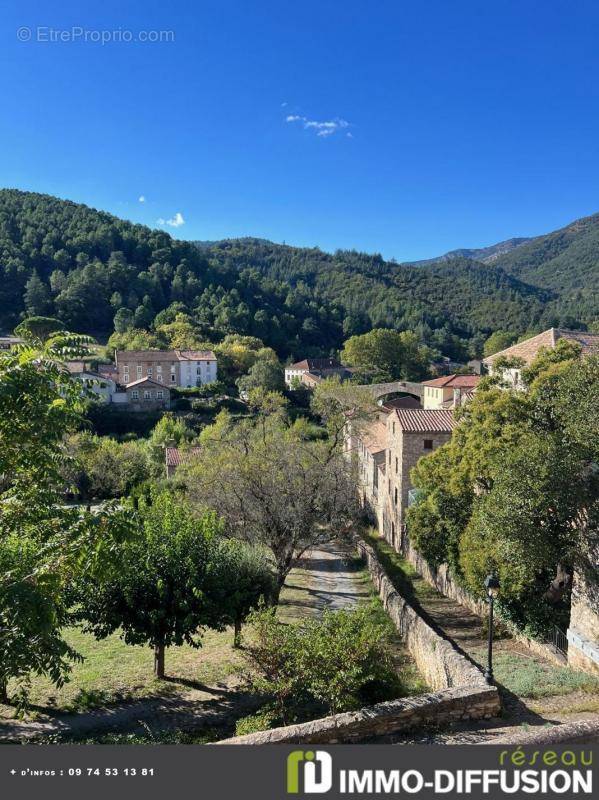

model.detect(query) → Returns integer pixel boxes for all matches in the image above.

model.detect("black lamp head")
[484,573,500,598]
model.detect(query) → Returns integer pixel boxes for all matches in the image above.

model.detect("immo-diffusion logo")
[287,751,333,794]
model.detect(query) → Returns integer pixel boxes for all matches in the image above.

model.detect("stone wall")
[400,535,568,669]
[355,537,494,692]
[568,546,599,675]
[218,537,500,746]
[217,686,499,745]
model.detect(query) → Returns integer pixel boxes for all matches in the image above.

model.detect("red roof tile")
[394,408,456,433]
[483,328,599,367]
[165,447,202,467]
[422,374,480,388]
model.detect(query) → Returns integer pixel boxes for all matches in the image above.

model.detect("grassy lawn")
[3,542,428,721]
[468,648,599,700]
[6,625,245,715]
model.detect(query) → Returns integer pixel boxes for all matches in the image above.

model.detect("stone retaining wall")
[217,687,499,745]
[355,537,493,692]
[401,536,567,668]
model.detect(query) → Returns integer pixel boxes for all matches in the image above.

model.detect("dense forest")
[0,189,597,360]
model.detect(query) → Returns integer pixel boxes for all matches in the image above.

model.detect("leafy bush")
[243,603,400,722]
[234,705,281,736]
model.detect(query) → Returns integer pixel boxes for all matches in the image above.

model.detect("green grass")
[5,625,245,715]
[470,650,599,700]
[2,542,428,722]
[361,527,439,605]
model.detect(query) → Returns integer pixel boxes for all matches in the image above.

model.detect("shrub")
[234,705,281,736]
[243,603,400,722]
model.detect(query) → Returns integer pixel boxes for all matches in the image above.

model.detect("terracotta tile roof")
[394,408,456,433]
[483,328,599,367]
[288,357,343,370]
[125,377,171,389]
[116,350,179,362]
[165,447,202,467]
[421,374,480,389]
[301,372,323,386]
[116,349,217,362]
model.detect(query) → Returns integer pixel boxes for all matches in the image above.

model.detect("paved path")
[300,539,370,611]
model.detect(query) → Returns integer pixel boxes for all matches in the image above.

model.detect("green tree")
[218,541,275,646]
[482,330,517,357]
[0,333,130,702]
[24,272,52,316]
[113,307,135,334]
[243,604,399,722]
[14,316,63,342]
[148,414,191,468]
[236,358,284,396]
[407,348,598,635]
[341,328,430,382]
[182,409,357,600]
[78,491,227,678]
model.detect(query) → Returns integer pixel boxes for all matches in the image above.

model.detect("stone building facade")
[348,406,456,553]
[567,541,599,675]
[115,349,217,388]
[125,377,171,411]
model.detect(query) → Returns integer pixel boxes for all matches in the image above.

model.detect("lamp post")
[484,574,500,685]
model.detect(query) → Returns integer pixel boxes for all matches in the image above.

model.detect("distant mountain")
[0,190,596,362]
[410,237,531,266]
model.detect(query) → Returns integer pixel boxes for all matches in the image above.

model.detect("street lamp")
[484,573,500,685]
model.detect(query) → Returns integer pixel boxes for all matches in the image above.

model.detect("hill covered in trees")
[0,189,597,360]
[0,190,341,357]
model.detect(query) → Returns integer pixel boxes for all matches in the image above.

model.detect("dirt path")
[0,538,367,743]
[0,678,261,743]
[280,538,371,620]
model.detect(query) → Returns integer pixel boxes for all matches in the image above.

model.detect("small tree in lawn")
[217,541,276,647]
[79,491,227,679]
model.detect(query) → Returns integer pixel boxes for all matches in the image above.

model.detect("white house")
[284,357,348,387]
[176,350,218,388]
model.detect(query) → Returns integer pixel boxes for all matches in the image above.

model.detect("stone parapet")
[217,686,499,745]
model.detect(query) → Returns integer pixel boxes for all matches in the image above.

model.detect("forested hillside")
[0,189,597,360]
[491,213,599,323]
[0,190,342,357]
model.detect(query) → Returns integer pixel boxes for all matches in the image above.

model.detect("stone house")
[115,349,217,388]
[125,377,171,411]
[483,327,599,388]
[421,374,480,410]
[348,405,456,553]
[354,417,388,523]
[285,357,350,387]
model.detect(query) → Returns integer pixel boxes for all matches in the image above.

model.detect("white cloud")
[138,195,146,203]
[285,114,351,138]
[157,211,185,228]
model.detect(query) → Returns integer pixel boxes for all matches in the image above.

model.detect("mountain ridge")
[0,189,596,361]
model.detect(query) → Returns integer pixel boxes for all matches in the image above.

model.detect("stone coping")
[482,718,599,745]
[217,686,499,745]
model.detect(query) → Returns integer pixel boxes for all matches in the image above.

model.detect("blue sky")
[2,0,599,260]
